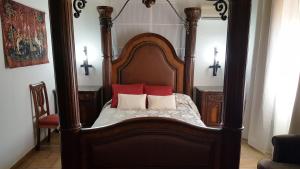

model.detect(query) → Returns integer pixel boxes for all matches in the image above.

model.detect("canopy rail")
[72,0,228,21]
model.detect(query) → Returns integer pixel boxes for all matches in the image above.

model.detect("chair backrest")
[30,82,50,119]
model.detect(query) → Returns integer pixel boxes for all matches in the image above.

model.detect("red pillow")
[111,84,144,108]
[144,85,173,96]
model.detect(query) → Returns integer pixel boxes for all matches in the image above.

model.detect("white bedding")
[92,93,206,128]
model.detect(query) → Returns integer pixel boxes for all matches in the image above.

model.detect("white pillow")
[147,95,176,110]
[117,94,146,110]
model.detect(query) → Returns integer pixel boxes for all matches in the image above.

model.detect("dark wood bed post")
[98,6,113,103]
[48,0,81,169]
[184,8,201,97]
[221,0,251,169]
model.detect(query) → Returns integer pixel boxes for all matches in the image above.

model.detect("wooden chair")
[30,82,59,150]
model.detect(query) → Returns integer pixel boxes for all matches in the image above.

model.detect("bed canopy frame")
[48,0,251,169]
[98,5,201,102]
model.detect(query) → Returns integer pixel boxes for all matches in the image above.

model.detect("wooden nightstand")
[78,86,103,128]
[195,86,224,127]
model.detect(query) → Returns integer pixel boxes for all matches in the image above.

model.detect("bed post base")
[184,8,201,97]
[98,6,113,103]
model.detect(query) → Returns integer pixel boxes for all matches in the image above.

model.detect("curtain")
[243,0,300,153]
[289,76,300,134]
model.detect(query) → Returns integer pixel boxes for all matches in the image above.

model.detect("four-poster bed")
[48,0,251,169]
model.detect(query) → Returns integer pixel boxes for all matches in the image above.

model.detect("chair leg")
[47,129,51,143]
[36,128,40,150]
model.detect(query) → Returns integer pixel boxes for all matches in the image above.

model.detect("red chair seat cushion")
[38,114,59,127]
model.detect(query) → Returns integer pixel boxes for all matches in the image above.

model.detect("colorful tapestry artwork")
[1,0,48,68]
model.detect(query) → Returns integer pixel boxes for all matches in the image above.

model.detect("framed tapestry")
[1,0,48,68]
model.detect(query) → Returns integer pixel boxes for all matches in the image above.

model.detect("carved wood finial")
[185,7,201,26]
[97,6,113,29]
[142,0,156,8]
[97,6,113,18]
[185,7,201,18]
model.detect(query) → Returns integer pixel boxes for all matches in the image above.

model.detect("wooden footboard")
[79,118,223,169]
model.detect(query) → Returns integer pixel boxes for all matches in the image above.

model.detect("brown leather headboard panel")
[112,33,184,93]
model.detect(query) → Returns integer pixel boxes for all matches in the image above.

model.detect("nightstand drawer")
[195,86,224,127]
[203,93,223,126]
[207,94,223,102]
[79,92,96,101]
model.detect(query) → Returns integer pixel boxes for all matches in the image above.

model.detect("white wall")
[73,0,104,86]
[73,0,228,87]
[0,0,55,168]
[195,20,227,86]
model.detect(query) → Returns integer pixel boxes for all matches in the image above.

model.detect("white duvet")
[92,93,206,128]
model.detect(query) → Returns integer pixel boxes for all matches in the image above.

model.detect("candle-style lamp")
[80,46,93,76]
[209,47,221,76]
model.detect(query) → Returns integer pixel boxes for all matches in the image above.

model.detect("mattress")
[92,93,205,128]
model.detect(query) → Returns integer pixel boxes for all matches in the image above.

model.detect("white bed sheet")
[92,93,206,128]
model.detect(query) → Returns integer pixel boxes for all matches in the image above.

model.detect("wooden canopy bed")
[48,0,251,169]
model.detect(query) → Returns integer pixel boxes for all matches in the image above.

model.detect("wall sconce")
[209,47,221,76]
[80,46,93,76]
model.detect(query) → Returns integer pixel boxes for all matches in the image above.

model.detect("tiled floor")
[14,133,269,169]
[240,140,270,169]
[14,134,60,169]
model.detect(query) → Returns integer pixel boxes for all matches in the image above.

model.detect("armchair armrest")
[272,135,300,164]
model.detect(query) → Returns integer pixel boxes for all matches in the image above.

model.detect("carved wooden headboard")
[112,33,184,93]
[98,6,201,103]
